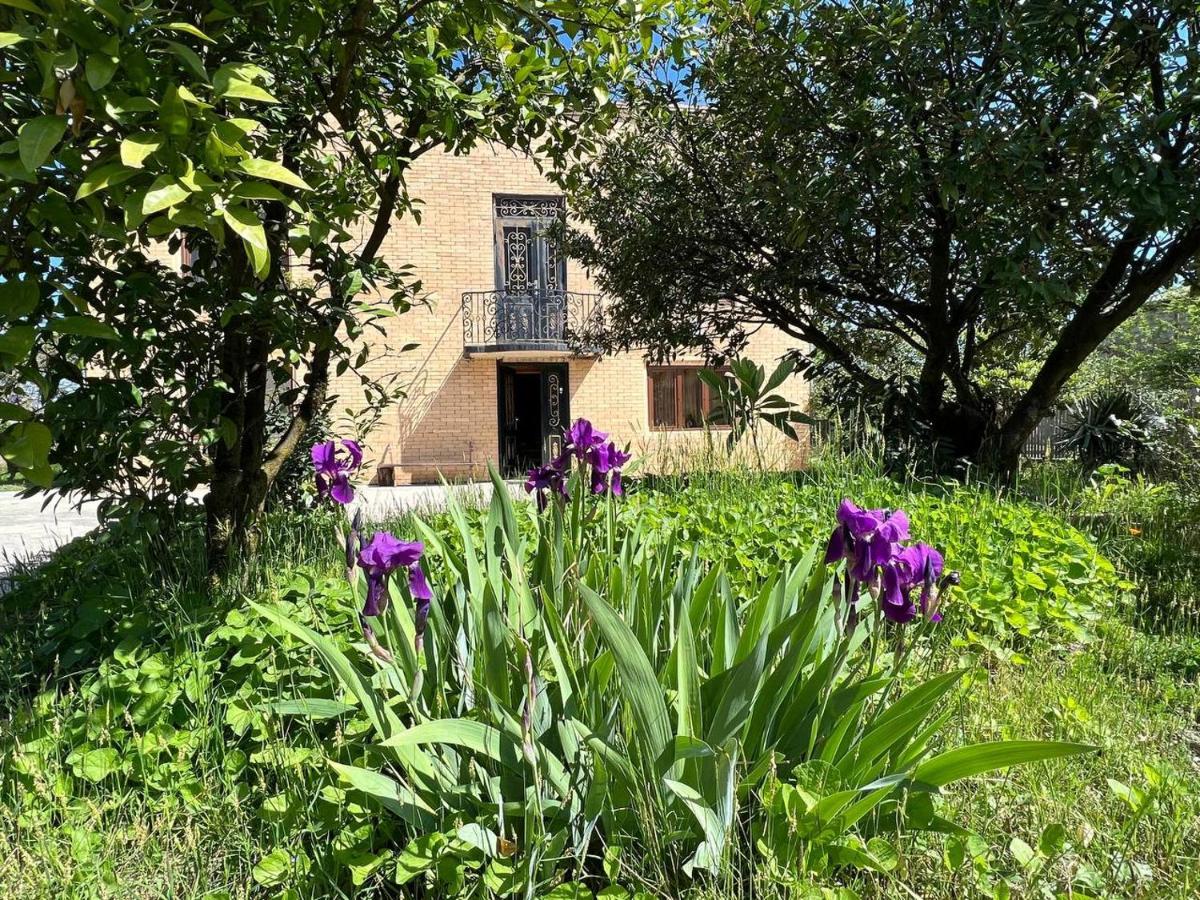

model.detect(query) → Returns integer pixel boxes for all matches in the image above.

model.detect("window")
[647,366,728,430]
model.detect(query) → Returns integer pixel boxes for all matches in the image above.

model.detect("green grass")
[1,457,1198,899]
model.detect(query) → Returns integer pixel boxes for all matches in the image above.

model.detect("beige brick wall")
[325,142,810,483]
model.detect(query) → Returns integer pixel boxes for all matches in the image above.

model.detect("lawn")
[1,453,1197,900]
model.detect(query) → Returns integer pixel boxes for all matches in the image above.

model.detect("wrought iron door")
[497,363,569,475]
[541,364,568,464]
[494,197,566,343]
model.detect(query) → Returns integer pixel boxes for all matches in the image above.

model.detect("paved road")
[0,482,515,579]
[0,491,102,576]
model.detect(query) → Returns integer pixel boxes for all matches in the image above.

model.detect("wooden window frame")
[647,365,731,431]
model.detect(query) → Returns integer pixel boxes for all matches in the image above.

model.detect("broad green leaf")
[543,884,594,900]
[0,32,28,48]
[249,601,398,742]
[217,78,278,103]
[85,53,118,90]
[0,0,43,15]
[237,157,311,190]
[77,748,120,782]
[231,181,291,203]
[162,21,215,43]
[382,718,517,763]
[251,848,290,886]
[328,761,435,827]
[18,115,67,171]
[913,741,1097,787]
[51,316,120,340]
[0,279,38,319]
[158,84,190,138]
[164,40,208,82]
[1,421,51,470]
[264,698,355,719]
[76,161,138,199]
[0,402,31,422]
[120,133,163,168]
[142,175,191,214]
[675,601,700,739]
[579,584,672,766]
[222,204,270,278]
[0,325,36,361]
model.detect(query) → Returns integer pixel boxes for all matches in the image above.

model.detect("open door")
[498,363,569,476]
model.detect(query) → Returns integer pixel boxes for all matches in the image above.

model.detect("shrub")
[628,472,1119,654]
[1061,391,1166,470]
[259,457,1094,896]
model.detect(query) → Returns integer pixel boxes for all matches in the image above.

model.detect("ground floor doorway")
[497,362,569,476]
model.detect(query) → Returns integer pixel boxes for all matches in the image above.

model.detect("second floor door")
[494,196,566,297]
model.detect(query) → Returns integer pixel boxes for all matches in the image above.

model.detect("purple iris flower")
[564,418,607,462]
[899,542,945,621]
[879,541,945,624]
[524,459,569,511]
[880,560,918,624]
[586,441,632,495]
[825,500,909,582]
[357,532,430,617]
[826,500,946,627]
[585,441,633,496]
[525,420,632,508]
[312,439,363,504]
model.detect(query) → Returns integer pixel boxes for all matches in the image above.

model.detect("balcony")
[461,290,603,356]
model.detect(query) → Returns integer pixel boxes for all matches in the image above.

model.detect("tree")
[1,0,654,569]
[563,0,1200,474]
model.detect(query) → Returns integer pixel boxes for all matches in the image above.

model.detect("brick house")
[327,142,809,485]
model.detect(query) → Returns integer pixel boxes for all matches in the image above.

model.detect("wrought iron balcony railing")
[462,290,603,354]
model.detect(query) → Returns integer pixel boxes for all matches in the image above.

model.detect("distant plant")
[1062,391,1166,470]
[629,471,1118,652]
[700,358,812,468]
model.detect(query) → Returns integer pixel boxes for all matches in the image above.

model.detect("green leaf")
[231,181,291,203]
[912,741,1097,787]
[158,84,190,138]
[162,21,215,43]
[0,0,44,15]
[18,115,67,171]
[76,161,138,200]
[1,420,51,470]
[328,761,435,826]
[85,53,118,90]
[236,157,311,191]
[217,78,278,104]
[0,279,38,319]
[163,40,208,82]
[50,316,121,340]
[579,584,672,766]
[222,204,270,279]
[1,32,29,48]
[0,325,36,361]
[543,884,594,900]
[0,402,32,422]
[249,601,398,744]
[264,699,355,719]
[77,748,120,782]
[120,133,163,168]
[251,848,290,886]
[1010,837,1037,868]
[142,175,191,215]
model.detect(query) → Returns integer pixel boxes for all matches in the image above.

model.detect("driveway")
[0,490,102,576]
[0,481,517,579]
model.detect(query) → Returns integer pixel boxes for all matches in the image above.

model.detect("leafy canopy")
[564,0,1200,469]
[0,0,659,529]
